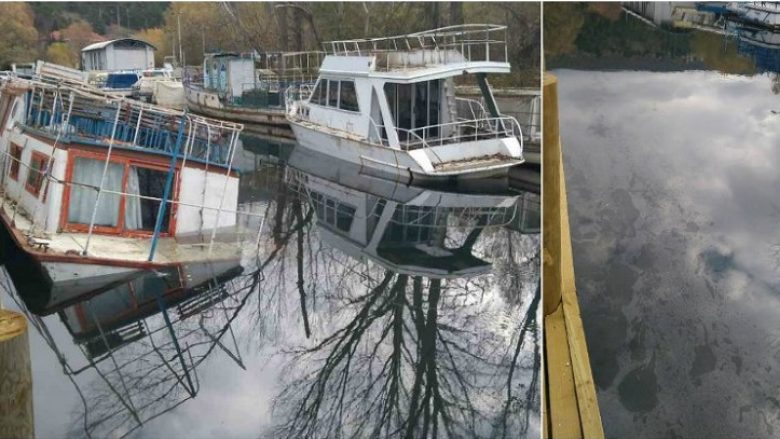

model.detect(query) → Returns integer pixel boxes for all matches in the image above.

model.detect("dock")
[542,73,604,439]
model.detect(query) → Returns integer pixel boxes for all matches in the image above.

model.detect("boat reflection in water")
[5,139,541,439]
[265,148,541,438]
[4,258,249,439]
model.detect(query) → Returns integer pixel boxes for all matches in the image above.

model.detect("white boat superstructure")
[286,24,524,183]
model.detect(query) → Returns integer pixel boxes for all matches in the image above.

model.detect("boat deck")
[431,154,522,173]
[0,197,242,266]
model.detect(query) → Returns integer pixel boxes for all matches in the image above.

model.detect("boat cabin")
[0,76,244,265]
[287,25,523,180]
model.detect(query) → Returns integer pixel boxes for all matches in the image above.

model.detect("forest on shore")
[0,2,540,87]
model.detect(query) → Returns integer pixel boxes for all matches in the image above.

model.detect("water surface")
[557,69,780,438]
[1,136,540,439]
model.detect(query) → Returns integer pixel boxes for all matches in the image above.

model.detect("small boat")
[0,73,245,310]
[92,70,141,97]
[285,24,524,184]
[184,51,324,138]
[131,68,177,102]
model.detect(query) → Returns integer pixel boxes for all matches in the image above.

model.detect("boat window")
[25,152,49,198]
[328,80,339,108]
[428,80,441,137]
[310,192,355,232]
[339,81,359,112]
[8,143,22,181]
[68,157,124,228]
[66,156,173,234]
[125,166,169,232]
[384,80,441,141]
[311,79,327,106]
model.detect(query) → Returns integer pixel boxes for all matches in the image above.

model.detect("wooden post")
[542,72,605,439]
[543,73,562,316]
[0,309,34,439]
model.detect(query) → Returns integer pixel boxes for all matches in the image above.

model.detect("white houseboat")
[184,51,323,138]
[0,74,244,310]
[285,24,524,184]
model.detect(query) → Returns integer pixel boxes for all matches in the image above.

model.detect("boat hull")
[0,219,242,315]
[289,120,523,185]
[185,86,294,138]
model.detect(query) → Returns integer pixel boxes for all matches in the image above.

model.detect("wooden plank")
[543,73,562,316]
[545,305,582,439]
[0,309,34,439]
[543,72,604,438]
[559,145,606,439]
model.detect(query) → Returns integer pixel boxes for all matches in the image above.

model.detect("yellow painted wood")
[0,309,35,439]
[543,72,604,439]
[543,73,562,317]
[559,146,605,439]
[545,305,582,439]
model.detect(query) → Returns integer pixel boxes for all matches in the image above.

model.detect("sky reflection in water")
[2,141,541,439]
[557,69,780,439]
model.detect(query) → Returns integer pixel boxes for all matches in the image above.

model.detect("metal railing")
[456,97,490,121]
[323,24,508,70]
[22,80,241,167]
[385,117,523,151]
[255,51,325,77]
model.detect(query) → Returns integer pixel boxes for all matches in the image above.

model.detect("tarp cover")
[105,73,139,89]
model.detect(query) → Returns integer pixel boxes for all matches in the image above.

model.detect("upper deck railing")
[323,24,509,71]
[8,77,243,168]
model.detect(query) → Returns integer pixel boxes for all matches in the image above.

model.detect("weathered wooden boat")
[0,74,245,311]
[286,24,524,184]
[184,51,323,138]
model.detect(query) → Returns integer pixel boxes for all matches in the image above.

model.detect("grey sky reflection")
[557,69,780,439]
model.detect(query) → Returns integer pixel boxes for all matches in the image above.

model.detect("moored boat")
[184,51,323,138]
[0,74,245,309]
[285,24,524,184]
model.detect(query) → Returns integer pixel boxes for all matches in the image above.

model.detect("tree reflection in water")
[267,169,541,439]
[2,144,540,439]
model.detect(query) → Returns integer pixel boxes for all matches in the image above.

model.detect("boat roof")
[320,24,511,80]
[82,38,157,52]
[3,77,244,151]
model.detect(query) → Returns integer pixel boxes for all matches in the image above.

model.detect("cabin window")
[66,155,173,235]
[384,80,442,141]
[8,143,22,181]
[125,166,168,232]
[68,157,124,228]
[328,80,339,108]
[338,81,359,112]
[311,79,327,106]
[310,192,355,232]
[25,152,50,198]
